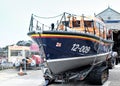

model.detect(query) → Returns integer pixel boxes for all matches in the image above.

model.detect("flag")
[56,42,62,47]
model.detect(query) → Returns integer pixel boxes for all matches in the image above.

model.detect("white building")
[8,45,30,63]
[96,7,120,30]
[96,7,120,54]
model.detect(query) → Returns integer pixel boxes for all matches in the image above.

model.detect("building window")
[11,50,22,56]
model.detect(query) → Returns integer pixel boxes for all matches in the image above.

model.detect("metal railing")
[28,13,108,40]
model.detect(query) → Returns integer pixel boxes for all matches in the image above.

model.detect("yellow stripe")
[30,33,108,44]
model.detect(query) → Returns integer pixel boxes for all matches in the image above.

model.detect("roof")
[96,7,120,20]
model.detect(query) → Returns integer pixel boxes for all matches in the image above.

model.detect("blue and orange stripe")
[30,33,111,45]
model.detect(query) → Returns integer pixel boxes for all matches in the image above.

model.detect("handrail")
[28,13,109,40]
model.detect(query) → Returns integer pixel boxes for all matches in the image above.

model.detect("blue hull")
[31,31,112,60]
[28,31,113,74]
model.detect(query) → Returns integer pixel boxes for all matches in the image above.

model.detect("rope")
[37,33,53,74]
[33,18,51,28]
[33,13,63,19]
[80,37,103,80]
[32,12,79,20]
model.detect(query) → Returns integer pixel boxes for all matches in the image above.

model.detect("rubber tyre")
[87,67,109,85]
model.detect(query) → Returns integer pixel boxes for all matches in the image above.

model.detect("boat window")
[96,22,104,30]
[84,21,93,27]
[72,20,80,27]
[95,22,106,38]
[96,22,100,29]
[100,24,104,32]
[62,21,69,27]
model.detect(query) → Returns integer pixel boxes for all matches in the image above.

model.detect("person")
[107,30,112,40]
[72,17,77,27]
[19,60,24,69]
[111,51,118,65]
[51,23,54,30]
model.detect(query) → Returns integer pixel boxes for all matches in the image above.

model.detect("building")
[96,7,120,54]
[96,6,120,30]
[8,45,30,63]
[8,43,40,63]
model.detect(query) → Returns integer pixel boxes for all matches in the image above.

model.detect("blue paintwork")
[33,36,111,60]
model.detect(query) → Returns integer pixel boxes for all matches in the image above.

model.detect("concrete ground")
[0,64,120,86]
[0,69,45,86]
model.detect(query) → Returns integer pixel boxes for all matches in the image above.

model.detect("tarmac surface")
[0,69,45,86]
[0,64,120,86]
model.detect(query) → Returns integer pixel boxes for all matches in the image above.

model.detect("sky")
[0,0,120,47]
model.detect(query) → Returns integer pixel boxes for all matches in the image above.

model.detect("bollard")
[18,66,24,76]
[18,61,27,76]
